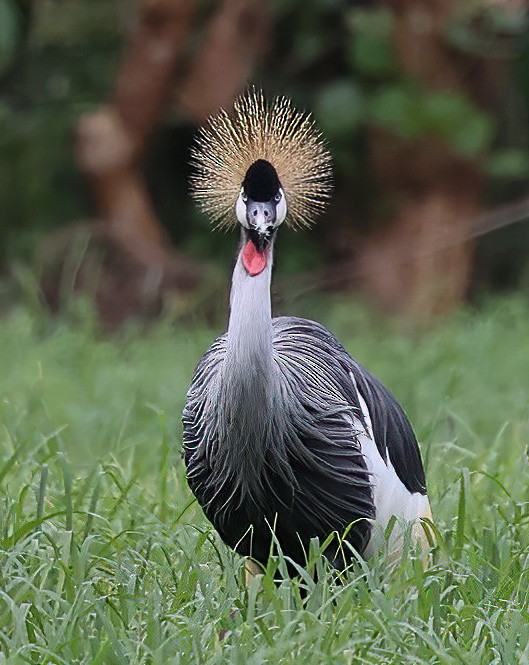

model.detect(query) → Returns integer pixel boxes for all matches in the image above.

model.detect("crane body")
[183,91,431,569]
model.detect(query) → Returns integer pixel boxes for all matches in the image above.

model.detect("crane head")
[235,159,287,242]
[190,89,332,231]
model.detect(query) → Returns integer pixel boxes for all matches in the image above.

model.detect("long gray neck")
[218,233,276,500]
[226,241,273,370]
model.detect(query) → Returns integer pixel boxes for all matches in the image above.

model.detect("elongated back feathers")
[190,89,333,229]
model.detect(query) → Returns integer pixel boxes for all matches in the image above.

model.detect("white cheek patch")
[276,189,287,225]
[235,192,248,227]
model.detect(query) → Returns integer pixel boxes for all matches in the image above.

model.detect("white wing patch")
[348,373,431,557]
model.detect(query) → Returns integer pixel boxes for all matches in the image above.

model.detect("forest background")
[1,0,529,324]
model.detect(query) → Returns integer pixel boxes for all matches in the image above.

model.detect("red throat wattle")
[242,241,267,276]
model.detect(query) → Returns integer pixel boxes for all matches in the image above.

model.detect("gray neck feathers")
[226,245,273,372]
[218,236,276,501]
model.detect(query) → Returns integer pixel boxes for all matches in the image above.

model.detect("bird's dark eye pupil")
[242,191,248,202]
[275,192,281,202]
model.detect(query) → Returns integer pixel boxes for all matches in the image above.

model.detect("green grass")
[1,295,529,664]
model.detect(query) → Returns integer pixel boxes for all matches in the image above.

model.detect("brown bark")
[75,0,195,268]
[64,1,199,325]
[179,0,271,122]
[61,0,270,324]
[113,0,195,150]
[357,0,488,319]
[75,106,173,268]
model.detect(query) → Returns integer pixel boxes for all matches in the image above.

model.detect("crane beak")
[245,199,277,241]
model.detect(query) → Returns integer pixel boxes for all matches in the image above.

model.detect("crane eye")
[274,192,282,203]
[241,191,248,203]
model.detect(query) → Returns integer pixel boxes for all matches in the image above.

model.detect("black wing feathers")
[275,317,427,495]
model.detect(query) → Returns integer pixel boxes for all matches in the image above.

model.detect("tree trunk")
[45,0,270,325]
[179,0,270,122]
[358,0,488,319]
[75,0,195,267]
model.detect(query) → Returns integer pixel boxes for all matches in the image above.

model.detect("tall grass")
[0,296,528,663]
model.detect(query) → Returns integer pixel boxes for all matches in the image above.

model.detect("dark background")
[1,0,528,325]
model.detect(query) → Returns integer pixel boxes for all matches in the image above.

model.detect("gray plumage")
[184,91,429,569]
[183,237,427,568]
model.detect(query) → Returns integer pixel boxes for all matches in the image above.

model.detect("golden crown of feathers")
[190,89,333,230]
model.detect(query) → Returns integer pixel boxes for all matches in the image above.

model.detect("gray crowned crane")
[183,90,431,572]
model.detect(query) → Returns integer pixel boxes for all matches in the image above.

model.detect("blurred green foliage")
[0,0,19,76]
[296,2,526,172]
[0,0,529,287]
[0,0,120,262]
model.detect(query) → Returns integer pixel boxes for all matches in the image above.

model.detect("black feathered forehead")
[243,159,281,202]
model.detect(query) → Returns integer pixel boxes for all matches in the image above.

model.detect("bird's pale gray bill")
[245,199,277,234]
[235,185,287,234]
